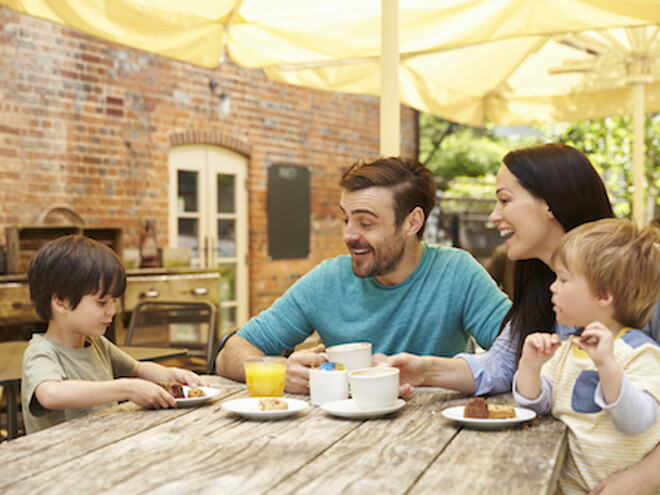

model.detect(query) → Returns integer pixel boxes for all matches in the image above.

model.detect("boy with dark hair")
[22,235,205,434]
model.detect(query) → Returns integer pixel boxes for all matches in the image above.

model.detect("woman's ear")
[546,205,556,220]
[405,206,425,237]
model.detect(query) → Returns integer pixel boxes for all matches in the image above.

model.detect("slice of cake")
[156,381,184,399]
[187,387,206,398]
[464,397,489,418]
[488,404,516,419]
[257,399,288,411]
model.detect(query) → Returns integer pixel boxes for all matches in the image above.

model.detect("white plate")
[321,398,405,419]
[175,386,221,408]
[222,397,309,420]
[441,405,537,430]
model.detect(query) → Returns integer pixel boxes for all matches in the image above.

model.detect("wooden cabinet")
[123,272,221,312]
[0,282,38,326]
[119,271,222,345]
[5,225,122,274]
[0,269,223,346]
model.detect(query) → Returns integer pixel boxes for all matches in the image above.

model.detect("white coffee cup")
[309,368,349,405]
[324,342,372,372]
[348,367,399,410]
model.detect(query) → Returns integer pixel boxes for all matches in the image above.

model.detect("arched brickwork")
[169,131,252,157]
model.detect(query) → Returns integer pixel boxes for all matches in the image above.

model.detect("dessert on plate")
[463,397,489,418]
[257,398,289,411]
[156,381,184,399]
[463,397,515,419]
[187,387,206,398]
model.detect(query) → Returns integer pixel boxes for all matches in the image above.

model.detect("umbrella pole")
[380,0,400,156]
[631,81,646,227]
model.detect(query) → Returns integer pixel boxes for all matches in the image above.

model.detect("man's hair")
[27,235,126,321]
[339,156,436,239]
[552,218,660,329]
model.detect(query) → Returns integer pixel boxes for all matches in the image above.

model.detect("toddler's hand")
[520,332,561,368]
[572,321,615,366]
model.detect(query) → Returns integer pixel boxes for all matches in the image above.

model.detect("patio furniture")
[0,375,568,494]
[126,300,218,372]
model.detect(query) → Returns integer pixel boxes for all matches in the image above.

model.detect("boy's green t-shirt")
[21,334,137,434]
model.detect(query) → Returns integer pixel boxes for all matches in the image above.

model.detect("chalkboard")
[267,164,310,259]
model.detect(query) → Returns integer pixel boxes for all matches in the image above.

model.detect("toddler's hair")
[552,218,660,329]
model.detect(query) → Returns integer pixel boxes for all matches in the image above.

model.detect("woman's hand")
[589,464,657,495]
[375,352,426,396]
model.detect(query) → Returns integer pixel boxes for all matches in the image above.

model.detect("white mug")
[348,367,399,410]
[324,342,372,372]
[309,368,349,405]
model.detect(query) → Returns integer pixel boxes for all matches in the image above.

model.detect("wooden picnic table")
[0,375,567,494]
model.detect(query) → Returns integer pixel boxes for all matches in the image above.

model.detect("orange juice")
[244,357,287,397]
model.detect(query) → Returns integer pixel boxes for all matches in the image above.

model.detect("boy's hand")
[520,332,561,369]
[123,379,177,409]
[167,368,207,387]
[572,321,615,367]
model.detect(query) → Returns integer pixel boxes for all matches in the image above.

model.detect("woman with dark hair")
[380,143,660,495]
[382,143,615,393]
[496,143,614,368]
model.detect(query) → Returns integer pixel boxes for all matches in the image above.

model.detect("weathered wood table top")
[0,341,188,440]
[0,375,566,495]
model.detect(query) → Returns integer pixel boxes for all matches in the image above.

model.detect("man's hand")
[285,344,326,394]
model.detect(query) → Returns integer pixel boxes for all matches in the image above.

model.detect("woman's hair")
[27,235,126,321]
[500,143,614,360]
[340,156,437,239]
[552,218,660,329]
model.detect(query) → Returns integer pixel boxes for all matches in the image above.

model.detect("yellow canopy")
[3,0,659,223]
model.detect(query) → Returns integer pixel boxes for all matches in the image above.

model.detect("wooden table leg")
[4,384,18,440]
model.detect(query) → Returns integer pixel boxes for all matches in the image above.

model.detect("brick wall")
[0,8,418,316]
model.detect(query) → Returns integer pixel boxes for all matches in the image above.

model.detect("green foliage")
[418,112,660,221]
[418,114,507,190]
[545,115,660,219]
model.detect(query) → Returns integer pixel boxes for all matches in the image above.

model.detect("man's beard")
[349,235,406,279]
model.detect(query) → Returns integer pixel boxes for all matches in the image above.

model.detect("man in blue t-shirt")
[216,156,511,393]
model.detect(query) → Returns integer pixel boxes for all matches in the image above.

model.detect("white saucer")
[321,398,405,419]
[175,386,220,408]
[222,397,309,420]
[441,405,537,430]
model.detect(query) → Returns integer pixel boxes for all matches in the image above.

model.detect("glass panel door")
[168,146,249,331]
[176,170,201,262]
[206,148,248,331]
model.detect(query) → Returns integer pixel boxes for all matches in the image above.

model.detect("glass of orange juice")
[244,356,287,397]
